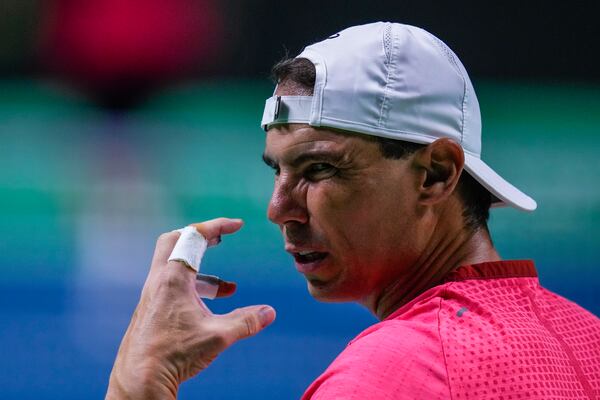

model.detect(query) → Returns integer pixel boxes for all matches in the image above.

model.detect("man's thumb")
[220,305,276,342]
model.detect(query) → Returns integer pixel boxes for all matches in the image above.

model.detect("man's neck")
[370,225,500,320]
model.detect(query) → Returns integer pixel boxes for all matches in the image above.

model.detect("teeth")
[298,251,314,256]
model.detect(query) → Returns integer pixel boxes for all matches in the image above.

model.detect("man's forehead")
[264,125,372,160]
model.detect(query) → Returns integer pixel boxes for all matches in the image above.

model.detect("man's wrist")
[106,361,179,400]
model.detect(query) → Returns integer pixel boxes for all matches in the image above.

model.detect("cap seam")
[378,23,394,127]
[424,31,468,144]
[460,76,467,144]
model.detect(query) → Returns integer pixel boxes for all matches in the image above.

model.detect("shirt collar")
[443,259,537,283]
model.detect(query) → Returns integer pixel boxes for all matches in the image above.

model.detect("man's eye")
[305,163,337,180]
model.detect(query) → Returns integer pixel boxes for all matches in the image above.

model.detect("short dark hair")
[271,57,492,232]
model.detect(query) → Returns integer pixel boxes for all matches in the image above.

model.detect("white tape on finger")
[168,226,208,273]
[168,226,223,298]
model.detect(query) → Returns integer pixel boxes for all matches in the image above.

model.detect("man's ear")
[413,138,464,205]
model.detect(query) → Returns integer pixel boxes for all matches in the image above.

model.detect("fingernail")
[258,306,276,328]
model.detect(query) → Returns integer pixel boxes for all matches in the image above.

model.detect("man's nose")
[267,175,308,226]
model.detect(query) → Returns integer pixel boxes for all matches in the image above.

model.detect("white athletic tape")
[168,226,221,299]
[168,226,208,272]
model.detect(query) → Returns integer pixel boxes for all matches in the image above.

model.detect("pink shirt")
[302,260,600,399]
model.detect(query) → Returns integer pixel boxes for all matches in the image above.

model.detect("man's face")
[263,124,429,304]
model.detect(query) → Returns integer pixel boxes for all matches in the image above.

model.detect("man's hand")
[106,218,276,399]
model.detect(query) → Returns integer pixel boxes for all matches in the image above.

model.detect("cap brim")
[464,153,537,212]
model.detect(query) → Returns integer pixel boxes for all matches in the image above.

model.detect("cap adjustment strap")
[261,95,313,131]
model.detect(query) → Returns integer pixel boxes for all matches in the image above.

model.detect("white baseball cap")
[261,22,537,211]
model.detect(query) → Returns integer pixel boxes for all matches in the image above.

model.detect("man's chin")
[305,278,355,303]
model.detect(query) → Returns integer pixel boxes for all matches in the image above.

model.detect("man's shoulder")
[303,270,600,399]
[302,297,450,400]
[350,311,441,348]
[340,283,451,359]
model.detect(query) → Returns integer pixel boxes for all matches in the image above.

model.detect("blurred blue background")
[0,1,599,399]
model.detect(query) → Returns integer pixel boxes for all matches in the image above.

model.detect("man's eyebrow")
[262,150,346,170]
[288,150,345,168]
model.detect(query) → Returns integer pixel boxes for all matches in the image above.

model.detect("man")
[106,22,600,399]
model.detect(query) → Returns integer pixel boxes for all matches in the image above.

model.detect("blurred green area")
[0,79,598,309]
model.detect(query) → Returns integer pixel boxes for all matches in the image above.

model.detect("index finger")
[145,230,186,283]
[151,231,181,268]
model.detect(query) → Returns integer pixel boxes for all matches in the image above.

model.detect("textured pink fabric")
[302,260,600,399]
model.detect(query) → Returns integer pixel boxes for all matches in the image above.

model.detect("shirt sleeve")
[301,320,450,400]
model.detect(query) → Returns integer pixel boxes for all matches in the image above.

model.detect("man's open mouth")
[293,251,328,264]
